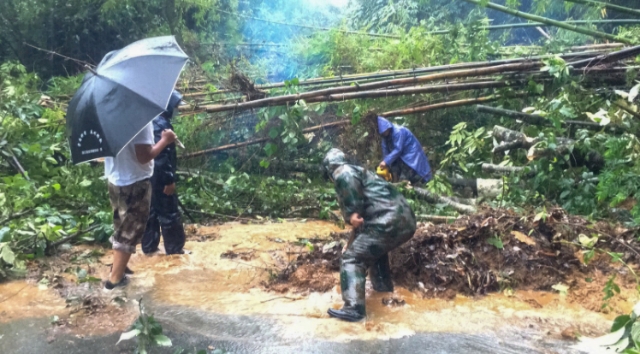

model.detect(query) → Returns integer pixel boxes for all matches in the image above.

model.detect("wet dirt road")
[0,220,630,353]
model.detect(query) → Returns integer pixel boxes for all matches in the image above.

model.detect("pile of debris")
[267,208,640,298]
[390,208,639,298]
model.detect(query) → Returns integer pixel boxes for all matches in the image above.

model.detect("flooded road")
[0,220,632,353]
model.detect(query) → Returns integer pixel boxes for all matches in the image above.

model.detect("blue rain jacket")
[378,116,432,182]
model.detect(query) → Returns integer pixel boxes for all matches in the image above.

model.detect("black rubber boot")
[327,306,365,322]
[369,254,394,293]
[161,212,186,255]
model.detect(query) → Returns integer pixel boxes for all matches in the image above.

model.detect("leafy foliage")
[574,301,640,353]
[117,299,172,354]
[0,62,111,279]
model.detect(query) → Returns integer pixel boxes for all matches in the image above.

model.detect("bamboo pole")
[179,67,630,116]
[563,0,640,18]
[191,62,540,114]
[381,95,516,117]
[427,19,640,35]
[305,80,518,103]
[181,120,350,159]
[476,105,546,124]
[180,50,608,97]
[567,44,640,67]
[462,0,633,44]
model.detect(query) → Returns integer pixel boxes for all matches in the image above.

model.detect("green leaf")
[608,252,624,263]
[0,227,10,242]
[578,234,598,248]
[632,322,640,347]
[263,143,277,157]
[116,329,140,344]
[486,236,503,250]
[612,315,631,332]
[52,183,61,191]
[584,250,595,265]
[1,244,16,264]
[153,334,172,347]
[79,180,92,187]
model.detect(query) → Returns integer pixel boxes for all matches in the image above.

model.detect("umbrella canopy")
[66,36,189,164]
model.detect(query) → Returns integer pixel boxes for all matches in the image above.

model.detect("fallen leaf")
[511,231,536,246]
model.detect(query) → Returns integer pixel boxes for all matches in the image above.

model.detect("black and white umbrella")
[66,36,188,164]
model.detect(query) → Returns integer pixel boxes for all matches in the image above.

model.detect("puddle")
[0,281,66,323]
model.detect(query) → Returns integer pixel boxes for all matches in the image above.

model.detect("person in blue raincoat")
[377,116,432,186]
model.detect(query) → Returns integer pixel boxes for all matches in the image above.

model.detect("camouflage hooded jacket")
[323,149,416,234]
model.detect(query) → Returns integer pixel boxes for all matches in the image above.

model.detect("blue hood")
[377,116,393,135]
[379,117,432,183]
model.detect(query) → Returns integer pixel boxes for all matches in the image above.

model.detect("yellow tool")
[376,166,393,182]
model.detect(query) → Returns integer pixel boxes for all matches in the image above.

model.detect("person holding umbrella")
[142,90,189,255]
[65,36,189,290]
[104,120,177,289]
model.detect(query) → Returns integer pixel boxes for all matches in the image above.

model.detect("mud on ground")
[269,208,640,314]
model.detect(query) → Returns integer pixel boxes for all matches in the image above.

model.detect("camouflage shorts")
[108,179,152,254]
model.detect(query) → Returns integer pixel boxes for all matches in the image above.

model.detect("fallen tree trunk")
[482,163,529,175]
[448,177,504,198]
[462,0,632,44]
[492,126,605,171]
[414,187,478,214]
[417,215,459,223]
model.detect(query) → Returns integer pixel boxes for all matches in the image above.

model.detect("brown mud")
[271,208,639,315]
[0,214,638,345]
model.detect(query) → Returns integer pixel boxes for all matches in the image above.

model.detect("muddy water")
[0,282,66,322]
[0,220,631,352]
[140,221,613,342]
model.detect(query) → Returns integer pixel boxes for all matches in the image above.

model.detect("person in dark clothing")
[377,116,432,186]
[142,90,188,255]
[323,148,416,322]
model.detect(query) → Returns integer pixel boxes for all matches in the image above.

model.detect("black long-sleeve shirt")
[151,115,177,187]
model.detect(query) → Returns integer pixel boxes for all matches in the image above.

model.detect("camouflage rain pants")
[340,223,415,315]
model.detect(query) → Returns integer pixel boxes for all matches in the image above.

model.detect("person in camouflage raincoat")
[323,148,416,322]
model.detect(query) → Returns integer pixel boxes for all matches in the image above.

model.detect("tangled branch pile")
[391,208,639,297]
